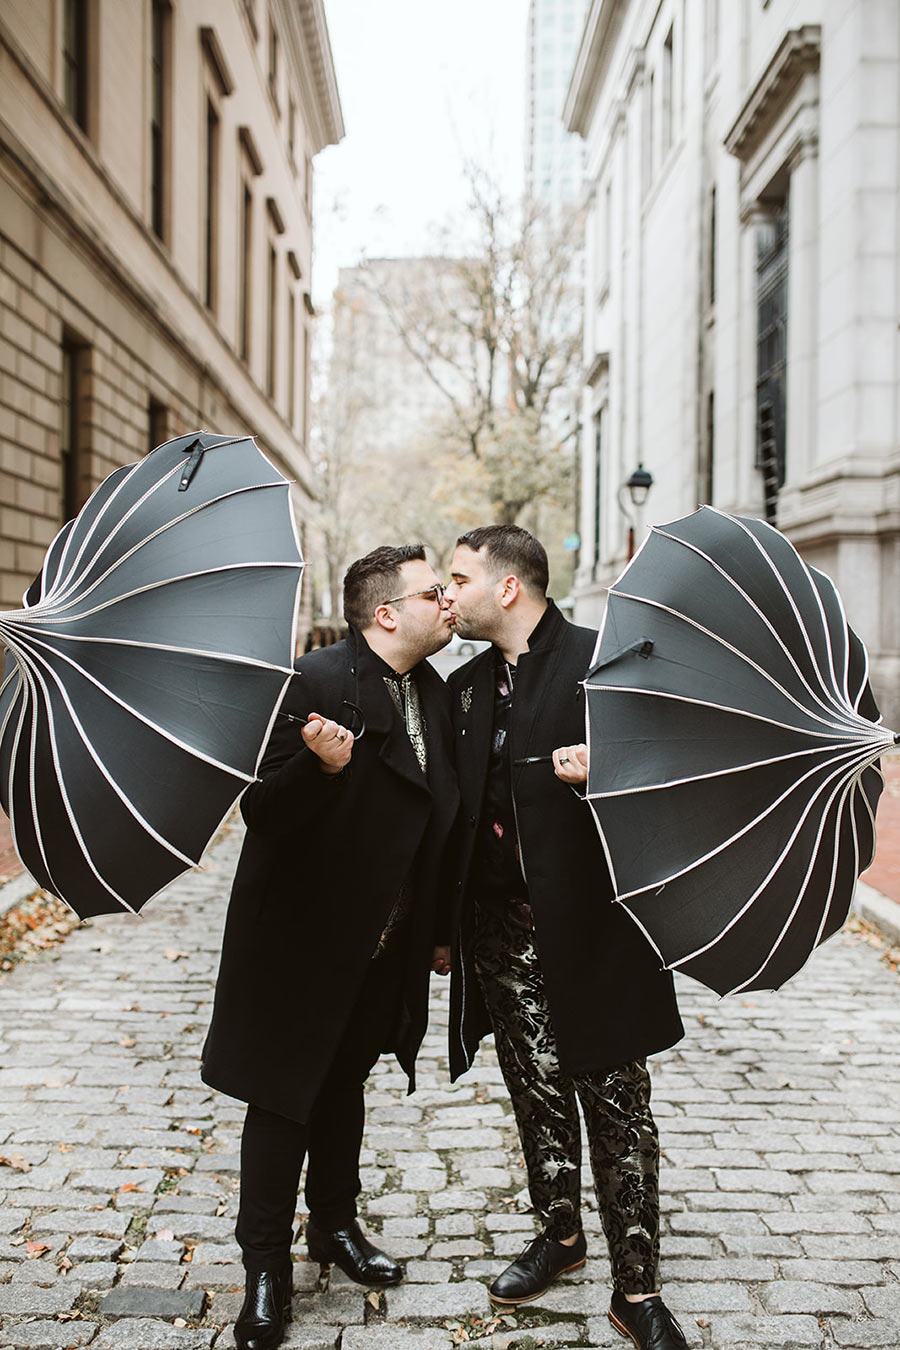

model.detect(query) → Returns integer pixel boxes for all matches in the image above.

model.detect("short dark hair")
[343,544,427,629]
[456,525,549,596]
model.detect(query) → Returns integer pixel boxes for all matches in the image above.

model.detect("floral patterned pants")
[473,894,661,1294]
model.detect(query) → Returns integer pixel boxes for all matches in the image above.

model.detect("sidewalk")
[0,821,898,1349]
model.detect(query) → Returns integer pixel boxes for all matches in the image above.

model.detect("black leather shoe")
[608,1290,688,1349]
[233,1264,293,1350]
[489,1230,587,1305]
[306,1217,403,1286]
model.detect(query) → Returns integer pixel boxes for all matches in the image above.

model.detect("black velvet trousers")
[235,940,405,1272]
[473,894,662,1295]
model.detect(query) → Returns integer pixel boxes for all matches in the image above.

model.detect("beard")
[451,606,494,642]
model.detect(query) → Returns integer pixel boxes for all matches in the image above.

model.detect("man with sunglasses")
[203,544,459,1350]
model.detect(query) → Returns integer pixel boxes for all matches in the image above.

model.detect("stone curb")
[852,879,900,947]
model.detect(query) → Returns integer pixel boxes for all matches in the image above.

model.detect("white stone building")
[0,0,342,640]
[564,0,900,726]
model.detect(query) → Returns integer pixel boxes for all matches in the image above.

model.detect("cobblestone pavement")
[0,821,898,1350]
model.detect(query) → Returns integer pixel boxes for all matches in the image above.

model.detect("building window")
[662,27,674,154]
[301,302,311,442]
[150,0,171,241]
[591,409,603,570]
[699,389,714,506]
[60,334,89,521]
[148,397,168,454]
[63,0,90,132]
[268,13,280,114]
[287,287,297,429]
[755,202,789,524]
[266,240,278,398]
[644,70,655,191]
[204,98,220,311]
[707,186,717,307]
[239,178,253,361]
[304,153,312,214]
[705,0,720,70]
[288,99,296,172]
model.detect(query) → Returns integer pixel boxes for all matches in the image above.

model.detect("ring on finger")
[336,730,347,743]
[560,754,570,765]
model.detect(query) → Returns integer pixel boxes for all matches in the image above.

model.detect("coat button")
[468,815,476,827]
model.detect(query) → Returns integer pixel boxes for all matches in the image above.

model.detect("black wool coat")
[444,601,684,1082]
[201,629,460,1123]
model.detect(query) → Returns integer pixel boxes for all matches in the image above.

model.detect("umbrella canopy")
[0,431,304,918]
[584,506,896,996]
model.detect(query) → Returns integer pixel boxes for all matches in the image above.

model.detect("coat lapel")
[351,632,432,797]
[454,649,494,810]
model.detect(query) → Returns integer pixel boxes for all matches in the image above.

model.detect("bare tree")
[361,164,584,526]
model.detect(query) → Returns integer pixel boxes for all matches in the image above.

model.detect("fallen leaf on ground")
[0,1154,31,1172]
[26,1241,51,1257]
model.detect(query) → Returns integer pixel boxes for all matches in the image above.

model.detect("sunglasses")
[383,583,446,607]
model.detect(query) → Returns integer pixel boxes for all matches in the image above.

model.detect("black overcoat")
[445,601,683,1081]
[201,629,459,1123]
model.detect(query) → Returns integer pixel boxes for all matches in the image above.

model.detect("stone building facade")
[0,0,342,638]
[565,0,899,726]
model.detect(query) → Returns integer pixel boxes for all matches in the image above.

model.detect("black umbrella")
[583,506,897,995]
[0,431,304,918]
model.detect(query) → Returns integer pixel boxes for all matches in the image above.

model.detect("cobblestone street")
[0,821,898,1350]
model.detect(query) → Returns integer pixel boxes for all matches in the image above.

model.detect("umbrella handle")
[278,700,366,741]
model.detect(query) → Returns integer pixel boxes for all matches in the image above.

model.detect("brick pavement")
[0,821,898,1350]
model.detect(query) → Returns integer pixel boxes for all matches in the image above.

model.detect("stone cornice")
[282,0,344,153]
[725,25,821,163]
[564,0,627,138]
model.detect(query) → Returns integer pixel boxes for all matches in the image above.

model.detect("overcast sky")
[312,0,530,306]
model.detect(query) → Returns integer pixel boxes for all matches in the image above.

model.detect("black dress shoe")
[608,1290,688,1349]
[306,1217,403,1286]
[233,1264,293,1350]
[488,1230,587,1305]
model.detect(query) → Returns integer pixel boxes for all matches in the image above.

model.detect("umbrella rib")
[17,637,202,869]
[808,565,853,709]
[26,658,136,915]
[46,434,262,604]
[614,740,883,903]
[721,766,861,996]
[19,658,67,905]
[8,626,257,784]
[27,482,291,622]
[19,630,296,677]
[652,744,885,973]
[651,525,859,727]
[49,461,149,605]
[582,684,880,749]
[850,769,879,873]
[609,590,874,739]
[709,510,851,719]
[23,562,303,631]
[585,741,863,800]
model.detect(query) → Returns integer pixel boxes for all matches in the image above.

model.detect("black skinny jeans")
[235,939,405,1272]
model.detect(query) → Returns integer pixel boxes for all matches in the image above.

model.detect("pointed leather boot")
[233,1264,293,1350]
[306,1217,403,1286]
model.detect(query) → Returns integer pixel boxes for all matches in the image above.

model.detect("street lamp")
[618,462,654,561]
